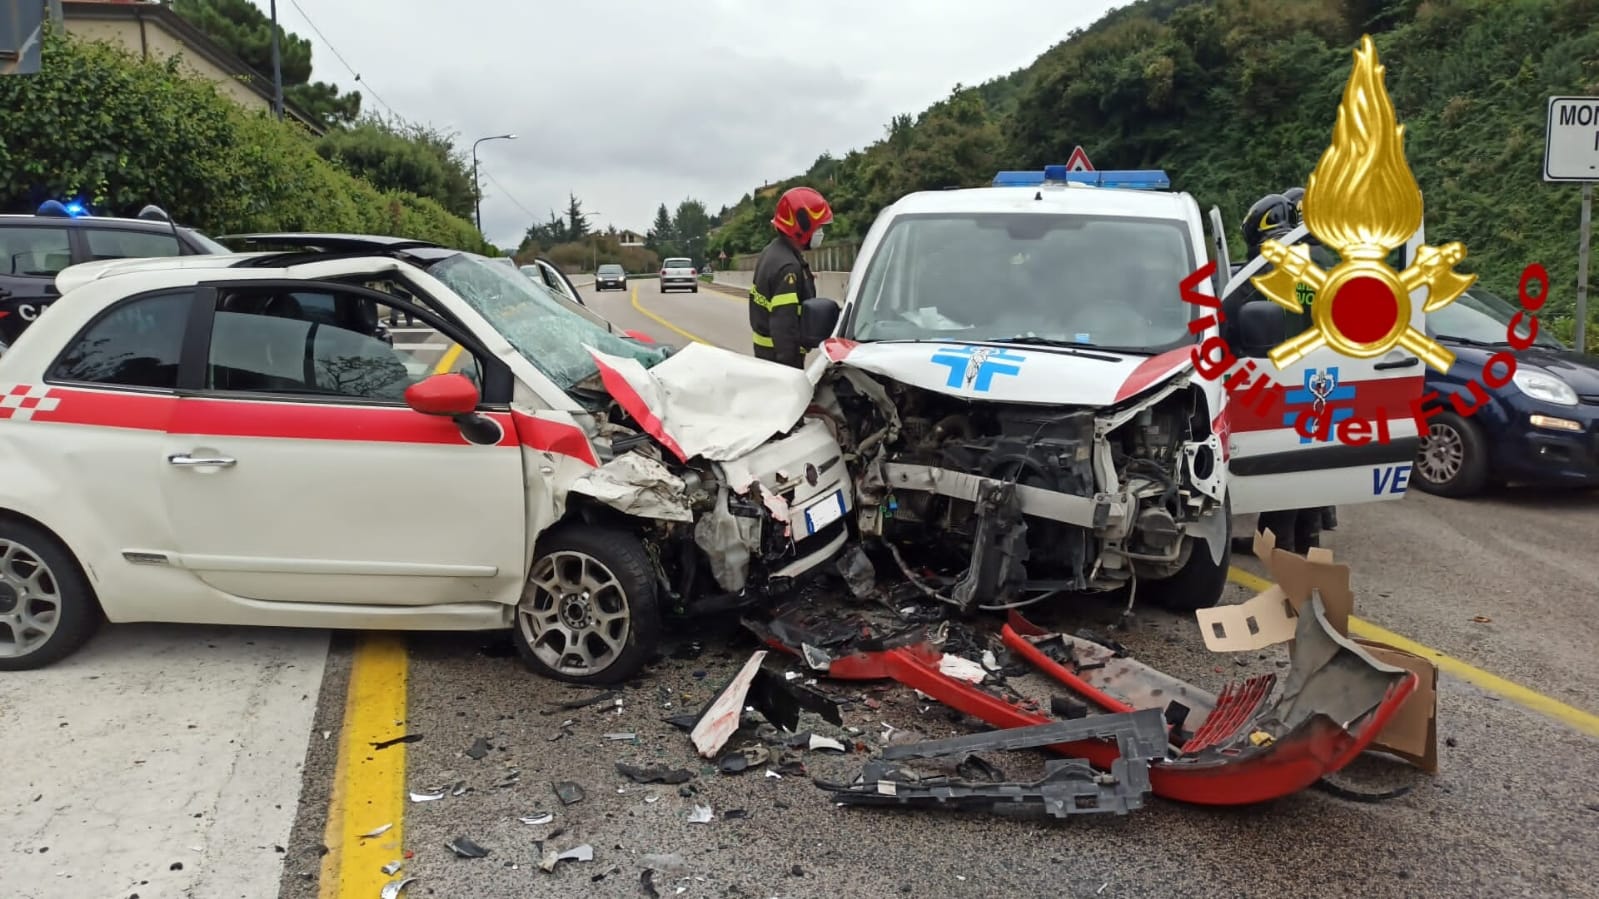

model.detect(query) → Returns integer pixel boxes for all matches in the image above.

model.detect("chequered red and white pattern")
[0,385,61,422]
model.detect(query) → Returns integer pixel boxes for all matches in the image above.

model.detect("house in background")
[60,0,323,133]
[616,228,645,247]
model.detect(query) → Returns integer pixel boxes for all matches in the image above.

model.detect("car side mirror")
[406,373,479,415]
[799,297,841,349]
[1237,300,1287,356]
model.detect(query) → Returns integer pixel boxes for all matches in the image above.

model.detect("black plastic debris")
[371,734,423,750]
[640,870,661,899]
[448,837,490,859]
[1050,696,1089,720]
[616,762,694,785]
[822,709,1168,819]
[464,737,491,760]
[746,665,843,731]
[724,808,750,819]
[553,781,586,805]
[549,690,620,712]
[955,754,1006,784]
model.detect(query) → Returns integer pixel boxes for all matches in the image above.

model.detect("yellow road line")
[433,343,464,375]
[1227,567,1599,737]
[318,634,410,898]
[629,285,711,345]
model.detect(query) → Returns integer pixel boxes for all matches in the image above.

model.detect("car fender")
[0,451,123,596]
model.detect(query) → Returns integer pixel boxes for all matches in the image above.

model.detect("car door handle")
[168,453,237,468]
[1375,357,1420,371]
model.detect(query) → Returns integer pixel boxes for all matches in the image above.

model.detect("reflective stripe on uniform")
[752,332,775,347]
[769,291,800,308]
[750,288,771,310]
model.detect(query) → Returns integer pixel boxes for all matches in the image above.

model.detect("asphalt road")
[270,276,1599,899]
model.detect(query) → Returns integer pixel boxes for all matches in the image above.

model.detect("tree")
[646,203,676,255]
[672,199,712,268]
[564,193,589,242]
[167,0,362,128]
[316,117,477,220]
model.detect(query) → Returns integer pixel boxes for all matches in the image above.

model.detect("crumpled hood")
[822,339,1194,407]
[587,342,820,462]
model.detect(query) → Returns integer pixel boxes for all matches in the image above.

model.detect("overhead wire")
[283,0,398,119]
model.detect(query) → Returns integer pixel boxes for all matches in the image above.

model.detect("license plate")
[803,490,846,535]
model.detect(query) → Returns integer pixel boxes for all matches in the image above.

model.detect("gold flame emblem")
[1253,35,1474,374]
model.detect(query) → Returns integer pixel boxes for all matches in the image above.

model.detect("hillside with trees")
[707,0,1599,341]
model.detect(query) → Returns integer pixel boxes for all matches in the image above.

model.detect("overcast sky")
[254,0,1127,249]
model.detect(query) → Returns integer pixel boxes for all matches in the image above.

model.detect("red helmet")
[772,186,833,246]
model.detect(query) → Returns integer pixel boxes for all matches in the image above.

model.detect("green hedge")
[0,28,492,253]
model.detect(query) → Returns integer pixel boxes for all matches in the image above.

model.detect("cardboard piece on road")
[1355,638,1440,773]
[1194,528,1351,652]
[1193,527,1438,771]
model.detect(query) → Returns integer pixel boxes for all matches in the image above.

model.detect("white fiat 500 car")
[0,235,853,682]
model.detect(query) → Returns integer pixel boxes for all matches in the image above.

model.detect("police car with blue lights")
[0,201,229,348]
[796,164,1426,613]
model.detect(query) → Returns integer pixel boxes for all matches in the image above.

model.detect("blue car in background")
[1412,286,1599,496]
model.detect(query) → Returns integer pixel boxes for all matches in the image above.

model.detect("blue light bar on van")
[991,169,1171,190]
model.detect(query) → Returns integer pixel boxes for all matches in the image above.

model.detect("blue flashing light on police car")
[991,168,1171,190]
[36,199,89,218]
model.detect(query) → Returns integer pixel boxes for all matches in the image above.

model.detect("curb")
[705,280,746,298]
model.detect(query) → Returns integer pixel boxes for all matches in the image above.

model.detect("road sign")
[1545,97,1599,182]
[1545,96,1599,350]
[1065,146,1095,172]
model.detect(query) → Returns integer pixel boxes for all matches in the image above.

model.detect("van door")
[1224,223,1429,514]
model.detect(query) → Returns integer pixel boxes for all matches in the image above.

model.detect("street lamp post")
[472,133,518,235]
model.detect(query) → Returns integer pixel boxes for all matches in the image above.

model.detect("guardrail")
[726,240,860,273]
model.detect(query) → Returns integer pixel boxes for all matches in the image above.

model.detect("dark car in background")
[1412,286,1599,496]
[595,263,627,291]
[0,201,227,344]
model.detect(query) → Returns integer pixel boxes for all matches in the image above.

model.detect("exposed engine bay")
[813,366,1226,613]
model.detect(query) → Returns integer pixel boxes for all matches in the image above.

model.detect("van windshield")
[846,212,1199,353]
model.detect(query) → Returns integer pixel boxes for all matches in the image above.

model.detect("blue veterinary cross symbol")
[1282,366,1356,444]
[929,345,1026,392]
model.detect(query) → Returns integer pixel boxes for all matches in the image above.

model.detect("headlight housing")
[1511,368,1579,406]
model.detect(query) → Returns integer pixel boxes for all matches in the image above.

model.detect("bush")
[0,28,491,252]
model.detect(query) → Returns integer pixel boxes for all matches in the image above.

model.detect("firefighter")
[750,186,833,366]
[1233,192,1326,554]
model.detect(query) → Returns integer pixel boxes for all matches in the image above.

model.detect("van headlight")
[1511,368,1578,406]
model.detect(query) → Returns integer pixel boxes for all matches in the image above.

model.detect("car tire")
[1142,532,1231,613]
[691,285,699,293]
[0,520,102,671]
[512,524,660,685]
[1413,410,1489,497]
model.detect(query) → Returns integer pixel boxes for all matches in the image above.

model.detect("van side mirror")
[799,297,841,349]
[1237,300,1287,356]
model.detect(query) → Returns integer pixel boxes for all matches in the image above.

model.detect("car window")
[664,259,691,268]
[599,265,623,274]
[48,290,191,389]
[428,253,666,390]
[83,229,182,262]
[206,288,482,402]
[1,227,73,277]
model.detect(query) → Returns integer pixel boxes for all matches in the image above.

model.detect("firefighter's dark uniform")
[748,236,815,367]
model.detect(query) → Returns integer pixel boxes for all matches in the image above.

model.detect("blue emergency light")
[991,168,1171,190]
[36,199,89,217]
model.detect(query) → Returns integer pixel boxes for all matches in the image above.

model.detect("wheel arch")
[0,507,106,615]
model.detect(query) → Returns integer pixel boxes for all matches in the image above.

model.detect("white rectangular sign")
[1545,96,1599,182]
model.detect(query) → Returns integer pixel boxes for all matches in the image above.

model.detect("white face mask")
[809,227,825,250]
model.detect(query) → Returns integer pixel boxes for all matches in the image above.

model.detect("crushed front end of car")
[810,341,1228,615]
[569,343,855,617]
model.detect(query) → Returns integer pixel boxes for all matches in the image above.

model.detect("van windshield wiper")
[981,335,1123,361]
[1435,334,1498,347]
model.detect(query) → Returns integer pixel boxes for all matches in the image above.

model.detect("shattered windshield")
[846,212,1198,352]
[428,253,667,390]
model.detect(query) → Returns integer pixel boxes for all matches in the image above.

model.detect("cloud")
[256,0,1125,246]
